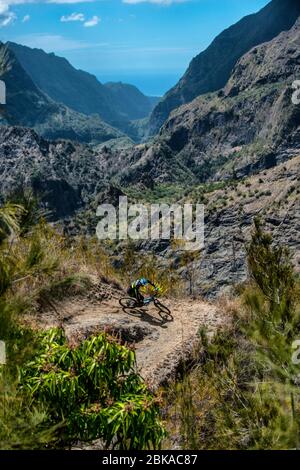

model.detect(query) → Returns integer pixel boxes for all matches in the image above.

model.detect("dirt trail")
[39,287,226,387]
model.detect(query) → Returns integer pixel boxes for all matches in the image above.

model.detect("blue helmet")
[139,277,148,286]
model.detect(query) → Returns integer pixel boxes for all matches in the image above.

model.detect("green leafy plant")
[0,203,23,244]
[20,328,166,449]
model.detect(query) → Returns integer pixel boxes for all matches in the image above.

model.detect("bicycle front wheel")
[154,299,173,321]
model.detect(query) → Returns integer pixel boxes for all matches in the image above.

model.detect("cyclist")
[127,278,159,305]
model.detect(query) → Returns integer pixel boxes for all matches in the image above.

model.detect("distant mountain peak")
[7,42,158,137]
[0,43,123,144]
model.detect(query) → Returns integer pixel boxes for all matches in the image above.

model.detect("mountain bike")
[119,294,173,322]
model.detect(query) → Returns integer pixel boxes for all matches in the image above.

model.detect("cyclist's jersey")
[131,278,155,290]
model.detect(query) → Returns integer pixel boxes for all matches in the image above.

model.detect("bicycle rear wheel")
[119,297,139,309]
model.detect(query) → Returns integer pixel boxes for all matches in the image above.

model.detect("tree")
[246,217,295,322]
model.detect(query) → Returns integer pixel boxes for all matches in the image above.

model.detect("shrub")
[20,328,166,449]
[0,370,57,450]
[246,217,295,318]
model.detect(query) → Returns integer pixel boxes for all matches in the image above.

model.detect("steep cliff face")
[185,156,300,297]
[117,18,300,187]
[148,0,300,135]
[0,44,122,144]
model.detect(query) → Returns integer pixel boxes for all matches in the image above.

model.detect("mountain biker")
[127,278,159,305]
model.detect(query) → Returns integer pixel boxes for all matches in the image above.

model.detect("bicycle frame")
[142,293,159,305]
[143,296,154,305]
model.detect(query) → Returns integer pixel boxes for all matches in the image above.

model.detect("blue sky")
[0,0,270,96]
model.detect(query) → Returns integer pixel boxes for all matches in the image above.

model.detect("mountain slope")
[0,43,122,144]
[117,18,300,187]
[8,42,159,128]
[0,126,115,218]
[149,0,300,135]
[104,82,159,121]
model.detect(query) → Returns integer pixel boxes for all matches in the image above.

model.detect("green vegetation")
[124,183,187,204]
[165,219,300,449]
[1,189,300,450]
[20,328,165,449]
[227,82,285,108]
[0,193,166,450]
[123,180,233,206]
[184,181,230,204]
[120,242,183,297]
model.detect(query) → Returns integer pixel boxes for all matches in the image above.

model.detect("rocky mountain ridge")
[148,0,300,135]
[117,18,300,188]
[174,155,300,297]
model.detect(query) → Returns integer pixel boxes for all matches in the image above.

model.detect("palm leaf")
[0,203,23,242]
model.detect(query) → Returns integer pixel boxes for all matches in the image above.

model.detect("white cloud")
[14,33,109,52]
[0,13,16,28]
[0,1,95,30]
[0,2,9,15]
[0,1,31,29]
[61,12,85,22]
[0,0,37,9]
[0,6,16,27]
[83,15,99,27]
[0,0,187,31]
